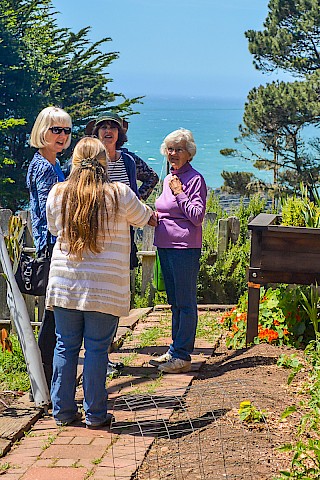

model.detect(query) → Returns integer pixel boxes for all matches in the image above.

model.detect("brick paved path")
[0,306,222,480]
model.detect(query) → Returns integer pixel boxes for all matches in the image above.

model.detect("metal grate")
[110,380,272,479]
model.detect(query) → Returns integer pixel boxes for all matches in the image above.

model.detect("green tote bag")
[153,250,166,292]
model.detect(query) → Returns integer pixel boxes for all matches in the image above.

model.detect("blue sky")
[52,0,288,100]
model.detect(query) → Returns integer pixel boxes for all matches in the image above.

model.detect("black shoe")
[107,363,119,377]
[86,413,114,429]
[29,390,34,402]
[55,411,82,427]
[108,360,124,371]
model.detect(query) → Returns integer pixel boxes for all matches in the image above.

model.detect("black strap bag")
[15,237,51,296]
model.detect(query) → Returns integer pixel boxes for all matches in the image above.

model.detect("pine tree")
[0,0,139,210]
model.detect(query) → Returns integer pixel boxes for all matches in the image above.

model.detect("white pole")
[0,227,50,407]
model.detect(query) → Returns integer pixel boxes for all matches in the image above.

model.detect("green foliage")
[0,0,140,210]
[0,333,30,391]
[132,266,168,308]
[134,283,151,309]
[206,189,226,218]
[0,463,10,473]
[198,193,266,304]
[245,0,320,75]
[275,339,320,479]
[222,0,320,197]
[202,220,217,255]
[231,194,267,242]
[238,400,267,424]
[3,215,24,274]
[135,316,171,349]
[281,196,307,226]
[277,353,304,370]
[281,185,320,227]
[221,170,256,197]
[300,285,320,337]
[196,311,222,343]
[220,285,314,350]
[198,239,250,305]
[280,405,298,420]
[242,80,320,193]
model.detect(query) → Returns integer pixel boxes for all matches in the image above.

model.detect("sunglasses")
[49,126,72,135]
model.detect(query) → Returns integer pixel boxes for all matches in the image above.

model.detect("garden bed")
[136,338,306,479]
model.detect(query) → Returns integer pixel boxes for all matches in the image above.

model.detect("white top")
[45,182,152,317]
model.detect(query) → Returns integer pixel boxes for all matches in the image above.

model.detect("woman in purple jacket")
[150,129,207,374]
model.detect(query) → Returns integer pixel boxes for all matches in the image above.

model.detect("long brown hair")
[58,137,119,260]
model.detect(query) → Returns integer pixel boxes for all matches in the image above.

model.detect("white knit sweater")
[45,182,152,317]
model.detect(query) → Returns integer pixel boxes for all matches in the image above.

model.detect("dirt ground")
[0,321,308,479]
[135,338,306,480]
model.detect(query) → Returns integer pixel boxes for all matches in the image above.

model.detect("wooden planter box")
[246,213,320,344]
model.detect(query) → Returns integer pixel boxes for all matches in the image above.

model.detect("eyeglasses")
[167,147,185,154]
[49,126,72,135]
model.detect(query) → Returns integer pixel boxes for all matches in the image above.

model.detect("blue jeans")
[157,248,201,361]
[51,307,118,426]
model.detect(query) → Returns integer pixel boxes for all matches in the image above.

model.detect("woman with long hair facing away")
[46,137,156,428]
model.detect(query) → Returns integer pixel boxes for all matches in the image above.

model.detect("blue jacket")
[26,152,64,252]
[121,148,158,200]
[121,151,139,196]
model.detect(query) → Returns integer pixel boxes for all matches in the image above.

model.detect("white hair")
[160,128,196,160]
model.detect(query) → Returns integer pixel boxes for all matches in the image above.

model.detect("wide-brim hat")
[85,112,123,135]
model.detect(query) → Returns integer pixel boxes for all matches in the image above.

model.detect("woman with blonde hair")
[46,137,155,428]
[27,106,72,395]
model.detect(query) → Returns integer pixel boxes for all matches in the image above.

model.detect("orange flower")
[258,328,279,343]
[267,330,279,342]
[283,329,289,336]
[273,319,280,326]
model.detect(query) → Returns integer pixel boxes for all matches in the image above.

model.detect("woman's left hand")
[169,175,183,196]
[148,212,158,227]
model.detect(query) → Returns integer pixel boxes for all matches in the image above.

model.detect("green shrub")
[0,333,30,391]
[220,285,314,349]
[275,340,320,479]
[281,196,307,226]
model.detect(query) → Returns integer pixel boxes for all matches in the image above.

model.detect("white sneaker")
[149,351,172,367]
[158,358,191,374]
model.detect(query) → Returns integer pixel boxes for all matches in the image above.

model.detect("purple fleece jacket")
[154,162,207,249]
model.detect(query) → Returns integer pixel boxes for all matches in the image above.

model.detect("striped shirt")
[108,155,130,187]
[45,182,152,317]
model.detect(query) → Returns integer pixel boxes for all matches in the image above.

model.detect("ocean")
[124,96,273,190]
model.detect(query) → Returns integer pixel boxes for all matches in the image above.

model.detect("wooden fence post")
[0,209,12,328]
[137,225,156,304]
[217,218,229,258]
[228,216,240,244]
